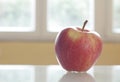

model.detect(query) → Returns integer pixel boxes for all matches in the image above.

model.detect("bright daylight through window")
[0,0,35,32]
[47,0,94,32]
[0,0,120,41]
[113,0,120,33]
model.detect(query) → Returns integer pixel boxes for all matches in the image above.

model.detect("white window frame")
[0,0,56,41]
[0,0,119,42]
[95,0,120,42]
[106,0,120,42]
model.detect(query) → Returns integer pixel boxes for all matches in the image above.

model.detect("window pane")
[0,0,35,32]
[47,0,94,32]
[113,0,120,33]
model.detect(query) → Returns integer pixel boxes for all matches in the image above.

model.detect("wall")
[0,42,119,65]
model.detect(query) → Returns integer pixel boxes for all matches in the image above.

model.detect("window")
[0,0,35,32]
[102,0,120,42]
[113,0,120,33]
[47,0,94,32]
[0,0,36,41]
[46,0,120,42]
[0,0,120,41]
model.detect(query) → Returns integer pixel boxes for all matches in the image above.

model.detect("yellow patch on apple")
[68,29,81,41]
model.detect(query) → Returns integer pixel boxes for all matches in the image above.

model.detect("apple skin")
[55,27,103,72]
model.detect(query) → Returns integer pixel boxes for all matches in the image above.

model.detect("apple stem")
[82,20,88,31]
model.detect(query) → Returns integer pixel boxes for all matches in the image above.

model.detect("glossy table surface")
[0,65,120,82]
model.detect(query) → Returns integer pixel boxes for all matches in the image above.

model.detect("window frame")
[105,0,120,42]
[42,0,120,42]
[0,0,119,42]
[0,0,56,41]
[95,0,120,42]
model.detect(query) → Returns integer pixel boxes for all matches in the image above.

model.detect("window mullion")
[106,0,120,42]
[94,0,107,41]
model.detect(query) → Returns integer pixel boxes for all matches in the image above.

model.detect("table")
[0,65,119,82]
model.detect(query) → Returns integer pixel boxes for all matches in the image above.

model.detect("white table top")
[0,65,119,82]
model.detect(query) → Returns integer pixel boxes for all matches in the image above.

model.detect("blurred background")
[0,0,120,65]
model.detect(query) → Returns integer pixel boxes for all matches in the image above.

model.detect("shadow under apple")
[59,72,95,82]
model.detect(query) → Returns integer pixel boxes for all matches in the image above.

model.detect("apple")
[55,20,103,72]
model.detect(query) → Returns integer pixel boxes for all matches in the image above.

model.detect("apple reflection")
[59,72,95,82]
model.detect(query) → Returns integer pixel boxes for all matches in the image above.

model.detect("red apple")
[55,20,103,72]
